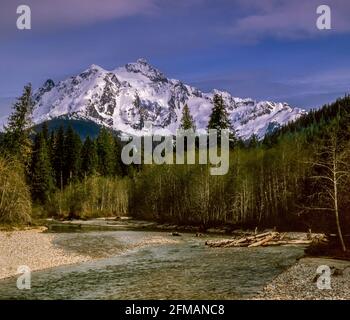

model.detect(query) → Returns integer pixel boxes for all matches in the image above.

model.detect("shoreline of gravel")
[3,226,349,299]
[0,228,91,280]
[255,257,350,300]
[0,227,181,281]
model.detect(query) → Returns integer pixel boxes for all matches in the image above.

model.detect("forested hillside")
[1,85,350,250]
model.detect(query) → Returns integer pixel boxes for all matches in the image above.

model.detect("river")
[0,230,305,299]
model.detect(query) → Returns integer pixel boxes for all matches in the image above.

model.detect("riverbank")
[0,227,181,280]
[2,222,348,300]
[0,229,305,299]
[255,257,350,300]
[0,228,90,280]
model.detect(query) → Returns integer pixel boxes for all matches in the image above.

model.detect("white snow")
[25,58,307,139]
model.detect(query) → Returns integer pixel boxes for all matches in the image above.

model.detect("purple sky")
[1,0,350,117]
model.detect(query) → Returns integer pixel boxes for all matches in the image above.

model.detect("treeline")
[1,84,350,251]
[30,124,126,201]
[263,95,350,145]
[130,95,350,252]
[0,84,130,222]
[129,138,310,228]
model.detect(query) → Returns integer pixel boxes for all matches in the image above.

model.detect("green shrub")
[46,176,129,219]
[0,157,32,225]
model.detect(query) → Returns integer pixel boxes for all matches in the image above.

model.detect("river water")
[0,230,304,299]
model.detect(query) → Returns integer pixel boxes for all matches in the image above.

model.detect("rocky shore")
[0,228,90,280]
[255,257,350,300]
[0,226,181,281]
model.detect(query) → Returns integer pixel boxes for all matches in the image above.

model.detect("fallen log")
[205,231,322,248]
[206,232,275,248]
[205,239,236,247]
[261,240,313,246]
[248,234,276,247]
[252,231,274,239]
[287,240,312,244]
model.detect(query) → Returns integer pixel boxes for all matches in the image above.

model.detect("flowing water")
[0,230,305,299]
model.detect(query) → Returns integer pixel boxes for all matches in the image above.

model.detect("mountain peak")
[30,60,306,140]
[136,58,149,65]
[86,64,105,72]
[125,58,167,82]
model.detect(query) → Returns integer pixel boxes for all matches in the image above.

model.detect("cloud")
[0,0,158,34]
[285,68,350,95]
[224,0,350,42]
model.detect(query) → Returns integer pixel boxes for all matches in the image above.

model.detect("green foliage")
[80,136,98,177]
[46,176,129,219]
[29,131,55,204]
[207,94,231,131]
[63,125,82,184]
[263,95,350,146]
[129,144,310,228]
[96,128,116,176]
[113,137,124,176]
[0,157,32,225]
[1,84,34,165]
[52,126,65,190]
[2,84,350,237]
[179,104,196,131]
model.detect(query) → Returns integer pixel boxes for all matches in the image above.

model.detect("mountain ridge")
[11,59,307,139]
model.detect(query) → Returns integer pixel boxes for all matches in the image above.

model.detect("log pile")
[205,231,327,248]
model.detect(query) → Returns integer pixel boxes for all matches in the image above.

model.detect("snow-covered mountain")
[31,58,305,139]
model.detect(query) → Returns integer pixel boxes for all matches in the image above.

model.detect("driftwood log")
[205,231,327,248]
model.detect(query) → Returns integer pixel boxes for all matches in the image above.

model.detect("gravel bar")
[0,228,90,280]
[255,257,350,300]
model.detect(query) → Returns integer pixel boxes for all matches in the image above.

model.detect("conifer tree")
[29,132,54,204]
[52,126,65,190]
[2,84,34,165]
[207,94,234,144]
[179,104,196,131]
[41,122,49,142]
[114,137,123,176]
[96,128,115,176]
[64,126,82,184]
[207,94,231,131]
[48,131,55,165]
[80,136,98,177]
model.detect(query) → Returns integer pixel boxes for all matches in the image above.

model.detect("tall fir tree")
[114,137,124,176]
[52,126,65,190]
[207,94,235,145]
[80,136,98,177]
[29,132,54,204]
[96,128,115,176]
[179,104,196,131]
[41,122,50,143]
[2,84,34,165]
[207,94,231,131]
[64,126,82,185]
[48,131,55,165]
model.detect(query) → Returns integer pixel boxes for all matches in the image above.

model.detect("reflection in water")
[0,231,304,299]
